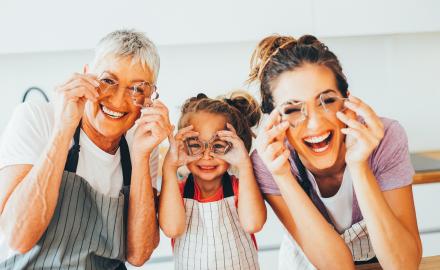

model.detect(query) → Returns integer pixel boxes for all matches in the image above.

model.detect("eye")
[282,106,302,114]
[131,84,145,94]
[188,144,201,148]
[101,78,116,85]
[322,97,337,105]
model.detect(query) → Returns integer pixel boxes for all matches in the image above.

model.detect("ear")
[83,64,89,74]
[346,90,351,97]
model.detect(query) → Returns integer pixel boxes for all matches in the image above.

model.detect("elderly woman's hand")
[132,100,173,159]
[54,73,99,133]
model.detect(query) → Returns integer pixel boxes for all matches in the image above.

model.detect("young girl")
[248,35,422,269]
[159,91,266,270]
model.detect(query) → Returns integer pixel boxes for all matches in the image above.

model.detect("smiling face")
[272,63,351,173]
[84,55,154,141]
[186,111,230,182]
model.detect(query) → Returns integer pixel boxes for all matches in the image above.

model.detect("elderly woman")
[0,30,171,269]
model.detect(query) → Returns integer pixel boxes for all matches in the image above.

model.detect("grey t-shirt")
[251,117,414,225]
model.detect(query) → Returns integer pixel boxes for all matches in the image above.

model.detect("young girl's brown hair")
[178,90,261,152]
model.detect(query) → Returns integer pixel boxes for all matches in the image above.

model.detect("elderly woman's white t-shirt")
[0,101,159,262]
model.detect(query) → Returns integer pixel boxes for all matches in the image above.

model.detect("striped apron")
[278,220,376,270]
[173,174,259,270]
[1,124,132,269]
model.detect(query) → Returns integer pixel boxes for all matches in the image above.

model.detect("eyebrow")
[100,71,150,84]
[285,89,338,103]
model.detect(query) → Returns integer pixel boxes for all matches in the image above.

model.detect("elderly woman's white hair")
[91,29,160,82]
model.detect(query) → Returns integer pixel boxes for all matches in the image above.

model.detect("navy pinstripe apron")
[1,124,131,269]
[173,173,259,270]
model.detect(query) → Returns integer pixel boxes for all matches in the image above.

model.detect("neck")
[81,116,121,155]
[193,175,223,199]
[302,147,347,198]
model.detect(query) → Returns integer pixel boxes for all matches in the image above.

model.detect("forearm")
[158,165,186,238]
[126,155,159,266]
[349,164,421,269]
[237,162,266,233]
[274,173,354,270]
[0,128,73,253]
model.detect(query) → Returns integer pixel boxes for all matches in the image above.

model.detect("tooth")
[304,132,330,144]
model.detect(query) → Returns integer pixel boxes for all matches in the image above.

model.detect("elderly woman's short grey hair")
[91,29,160,82]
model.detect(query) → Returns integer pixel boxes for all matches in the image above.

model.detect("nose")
[201,145,213,160]
[305,108,323,130]
[108,85,127,108]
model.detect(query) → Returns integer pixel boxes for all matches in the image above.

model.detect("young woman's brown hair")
[247,34,349,113]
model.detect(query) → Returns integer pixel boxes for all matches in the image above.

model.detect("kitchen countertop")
[355,255,440,269]
[411,150,440,185]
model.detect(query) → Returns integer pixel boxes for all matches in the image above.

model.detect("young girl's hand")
[255,109,291,177]
[214,123,250,169]
[336,96,384,167]
[163,125,202,169]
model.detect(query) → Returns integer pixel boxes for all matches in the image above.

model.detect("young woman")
[159,92,266,269]
[248,35,422,269]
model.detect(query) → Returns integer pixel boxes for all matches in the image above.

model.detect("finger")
[336,111,366,131]
[341,127,368,141]
[81,73,100,88]
[65,86,98,102]
[136,114,166,126]
[265,141,286,160]
[345,96,382,132]
[177,131,200,141]
[226,123,237,134]
[265,121,289,142]
[141,106,170,123]
[264,109,282,131]
[270,149,290,171]
[216,130,237,138]
[168,125,176,140]
[59,77,99,99]
[216,135,241,146]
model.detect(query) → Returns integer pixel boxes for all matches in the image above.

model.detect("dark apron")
[1,124,132,269]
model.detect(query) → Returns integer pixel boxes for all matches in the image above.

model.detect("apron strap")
[221,173,234,198]
[182,174,196,199]
[64,121,82,173]
[119,135,132,187]
[64,121,132,187]
[182,173,235,199]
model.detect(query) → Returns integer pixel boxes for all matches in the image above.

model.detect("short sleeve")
[0,102,53,170]
[250,150,281,195]
[371,119,414,190]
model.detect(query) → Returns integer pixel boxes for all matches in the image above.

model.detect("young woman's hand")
[254,109,291,177]
[214,123,251,169]
[163,125,201,169]
[336,96,384,166]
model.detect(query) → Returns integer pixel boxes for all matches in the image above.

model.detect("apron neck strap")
[183,173,234,199]
[64,121,132,187]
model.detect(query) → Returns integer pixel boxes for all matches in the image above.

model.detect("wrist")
[131,152,151,166]
[236,157,252,171]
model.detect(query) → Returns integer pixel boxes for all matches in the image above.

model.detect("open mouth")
[303,131,333,153]
[100,104,128,119]
[197,165,218,171]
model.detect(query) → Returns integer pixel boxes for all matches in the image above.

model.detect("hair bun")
[196,93,208,100]
[224,90,261,128]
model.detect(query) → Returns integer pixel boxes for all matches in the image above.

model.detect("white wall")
[1,32,439,151]
[1,32,439,268]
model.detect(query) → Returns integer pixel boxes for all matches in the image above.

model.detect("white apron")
[278,220,375,270]
[173,174,260,270]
